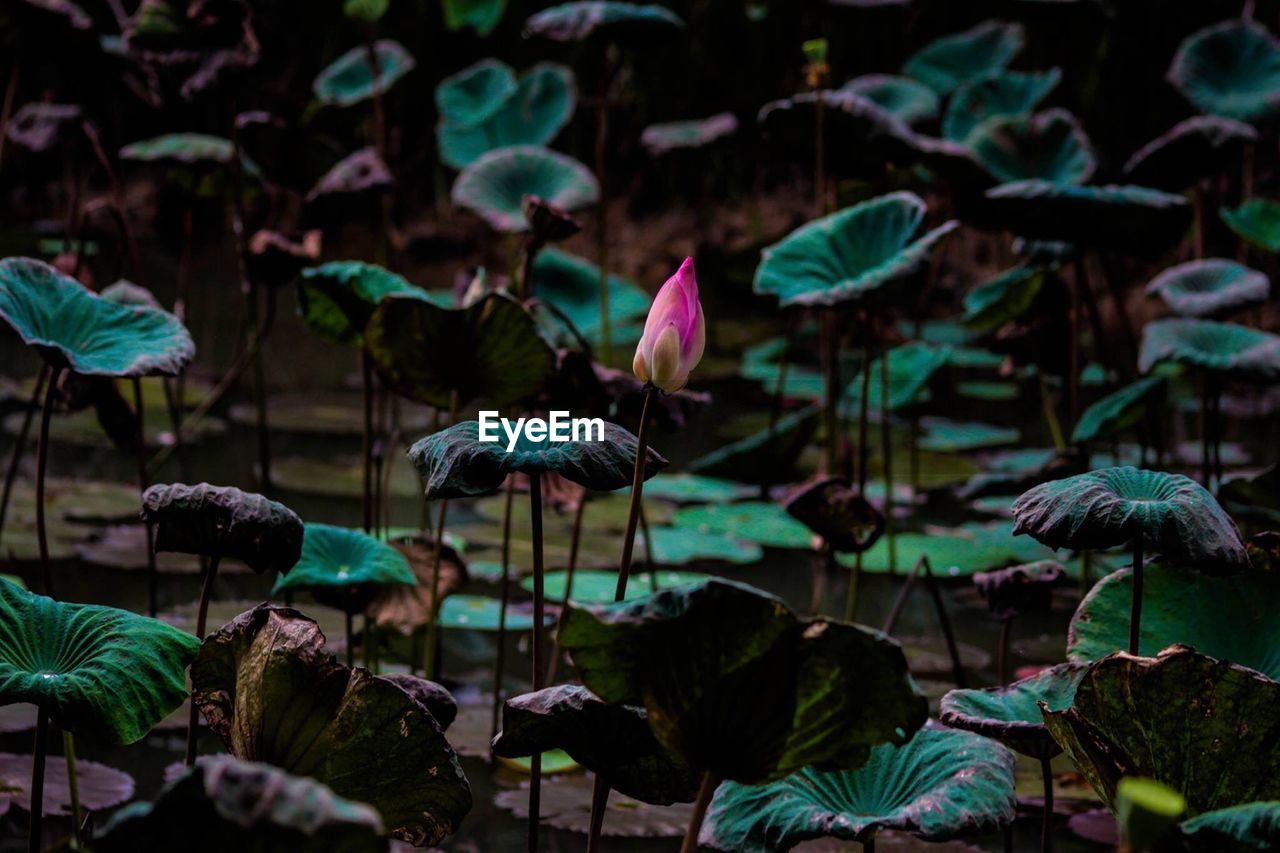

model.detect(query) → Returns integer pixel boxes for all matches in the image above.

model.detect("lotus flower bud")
[632,257,705,393]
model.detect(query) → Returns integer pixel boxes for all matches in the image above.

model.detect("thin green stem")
[1129,537,1143,656]
[423,391,458,679]
[1040,755,1054,853]
[0,365,47,554]
[879,340,895,574]
[186,555,221,765]
[134,379,158,617]
[491,475,516,744]
[63,730,80,848]
[36,367,62,597]
[29,708,47,853]
[528,472,545,853]
[680,771,721,853]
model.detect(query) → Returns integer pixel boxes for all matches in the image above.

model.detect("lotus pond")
[2,2,1280,852]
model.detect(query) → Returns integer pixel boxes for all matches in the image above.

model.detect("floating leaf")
[1071,377,1165,444]
[919,418,1018,452]
[437,63,576,170]
[528,569,712,603]
[439,594,550,631]
[141,483,304,574]
[640,113,739,155]
[643,527,762,565]
[1139,318,1280,382]
[1145,259,1269,318]
[977,181,1190,251]
[1221,198,1280,252]
[903,20,1025,95]
[451,145,598,232]
[272,524,415,609]
[1124,116,1258,191]
[1168,19,1280,124]
[943,69,1061,143]
[967,109,1095,185]
[840,74,940,125]
[634,473,754,504]
[524,1,684,43]
[313,40,415,108]
[672,501,813,550]
[837,522,1053,577]
[940,663,1089,759]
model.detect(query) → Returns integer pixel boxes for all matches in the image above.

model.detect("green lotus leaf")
[365,292,556,408]
[672,501,813,550]
[1124,116,1258,191]
[532,248,649,347]
[141,483,304,574]
[297,261,437,346]
[757,90,924,178]
[120,133,234,166]
[1148,259,1270,319]
[557,578,928,784]
[640,113,738,155]
[493,684,700,804]
[1182,801,1280,851]
[643,527,762,565]
[1011,467,1248,569]
[408,419,666,498]
[435,59,518,127]
[1219,463,1280,526]
[904,20,1025,95]
[1067,563,1280,679]
[940,662,1089,758]
[0,578,199,744]
[524,1,684,43]
[313,40,415,108]
[919,418,1018,452]
[442,0,506,35]
[0,258,194,377]
[1168,19,1280,124]
[840,74,940,125]
[783,477,883,554]
[451,145,598,232]
[634,473,754,504]
[968,108,1095,185]
[686,405,820,486]
[943,68,1061,142]
[836,520,1054,577]
[530,569,712,603]
[306,147,393,203]
[1071,377,1166,444]
[1117,777,1187,851]
[962,265,1046,333]
[272,523,415,605]
[701,726,1016,850]
[1221,198,1280,252]
[92,755,386,852]
[978,181,1191,250]
[1139,318,1280,382]
[191,604,472,845]
[841,341,952,412]
[439,595,551,631]
[438,63,576,170]
[754,191,958,308]
[1042,646,1280,814]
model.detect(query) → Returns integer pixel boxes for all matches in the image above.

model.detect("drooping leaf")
[940,662,1089,759]
[1219,464,1280,526]
[1168,19,1280,124]
[0,258,194,377]
[1124,116,1258,191]
[313,40,416,108]
[754,191,957,308]
[271,524,415,609]
[942,68,1061,143]
[976,181,1191,251]
[439,595,551,631]
[531,248,650,347]
[962,265,1046,333]
[840,74,940,125]
[1070,377,1165,444]
[305,148,393,203]
[0,578,199,744]
[297,261,434,346]
[1145,259,1269,318]
[366,539,468,636]
[903,20,1025,95]
[524,1,684,43]
[141,483,304,574]
[1181,801,1280,851]
[557,578,929,784]
[686,405,820,485]
[840,341,952,412]
[1139,318,1280,382]
[437,63,576,170]
[1221,198,1280,252]
[919,418,1019,452]
[442,0,507,35]
[783,476,884,554]
[640,113,739,155]
[967,109,1095,185]
[191,604,472,846]
[451,145,598,232]
[701,726,1016,850]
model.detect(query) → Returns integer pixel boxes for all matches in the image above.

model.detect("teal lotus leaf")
[840,74,940,125]
[529,569,714,603]
[437,63,576,170]
[904,20,1025,95]
[120,133,233,166]
[1219,464,1280,526]
[978,181,1191,250]
[632,473,754,504]
[962,265,1046,332]
[1168,20,1280,124]
[687,405,820,486]
[700,727,1016,850]
[640,113,738,154]
[1124,116,1258,191]
[1139,318,1280,382]
[0,578,199,744]
[642,527,761,565]
[191,604,472,845]
[524,1,684,43]
[1145,259,1269,318]
[1071,377,1166,444]
[557,577,928,784]
[408,419,667,498]
[492,684,700,804]
[451,145,598,232]
[754,191,958,308]
[940,662,1089,759]
[440,595,551,631]
[313,39,415,108]
[532,248,649,347]
[943,68,1061,142]
[1067,563,1280,679]
[0,258,194,377]
[673,501,813,550]
[1182,801,1280,851]
[1042,646,1280,815]
[442,0,507,35]
[305,148,393,202]
[297,261,437,346]
[919,418,1018,452]
[435,59,518,128]
[1221,198,1280,252]
[92,755,386,853]
[141,483,304,574]
[841,341,952,412]
[365,292,556,408]
[967,108,1095,185]
[1011,466,1249,569]
[836,520,1054,577]
[272,523,415,600]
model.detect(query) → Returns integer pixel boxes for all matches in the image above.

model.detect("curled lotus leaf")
[0,577,199,744]
[6,102,82,153]
[1145,259,1269,318]
[306,147,393,203]
[190,604,472,846]
[434,59,517,128]
[366,539,468,636]
[141,482,304,574]
[640,113,739,155]
[1011,466,1249,570]
[0,258,194,377]
[1124,116,1258,191]
[757,90,925,178]
[365,292,556,408]
[1041,646,1280,815]
[1068,563,1280,679]
[972,559,1064,618]
[1181,801,1280,851]
[120,132,234,166]
[92,755,386,853]
[408,419,667,499]
[451,145,598,232]
[271,523,415,611]
[313,39,415,108]
[754,191,958,308]
[493,684,700,804]
[700,726,1016,851]
[524,1,684,43]
[557,577,928,784]
[939,662,1089,759]
[1139,318,1280,382]
[1221,198,1280,252]
[976,181,1191,251]
[943,68,1061,143]
[967,108,1095,185]
[1070,376,1166,444]
[783,476,885,554]
[840,74,939,125]
[903,20,1025,95]
[437,62,576,170]
[297,261,432,346]
[378,673,457,730]
[962,265,1046,333]
[1168,19,1280,124]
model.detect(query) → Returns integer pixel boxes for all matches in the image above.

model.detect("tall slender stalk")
[362,352,375,533]
[35,367,63,597]
[345,608,355,668]
[822,309,840,474]
[186,554,221,765]
[680,771,721,853]
[63,730,81,848]
[0,366,47,553]
[1128,537,1143,656]
[879,343,895,574]
[28,708,47,853]
[423,391,458,679]
[527,471,546,853]
[1040,755,1055,853]
[491,475,516,743]
[133,379,159,617]
[545,492,586,685]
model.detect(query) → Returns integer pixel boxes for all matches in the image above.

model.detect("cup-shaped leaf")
[141,483,304,574]
[1168,19,1280,124]
[451,145,598,232]
[297,261,435,346]
[840,74,939,126]
[1139,318,1280,382]
[976,181,1191,251]
[0,258,194,377]
[967,108,1096,185]
[0,577,199,744]
[973,559,1064,618]
[434,58,518,128]
[903,20,1025,95]
[437,62,576,170]
[940,662,1089,759]
[1146,259,1269,318]
[757,90,924,179]
[191,604,472,846]
[1070,376,1166,444]
[640,113,739,155]
[272,524,415,612]
[1124,116,1258,191]
[942,68,1061,142]
[841,341,952,412]
[524,1,684,43]
[313,39,415,108]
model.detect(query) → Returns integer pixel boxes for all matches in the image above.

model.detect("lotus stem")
[863,838,875,853]
[491,475,517,743]
[345,608,355,668]
[0,366,47,554]
[997,616,1013,685]
[1129,537,1144,656]
[528,470,546,853]
[1038,372,1066,452]
[879,340,895,574]
[133,379,159,617]
[36,366,62,597]
[423,391,458,682]
[28,707,47,853]
[362,351,375,533]
[613,387,655,602]
[856,312,872,491]
[680,771,721,853]
[909,414,920,523]
[822,309,841,475]
[250,288,273,492]
[0,62,17,171]
[594,55,613,366]
[63,730,80,848]
[545,492,586,686]
[814,93,826,217]
[586,775,611,852]
[186,554,221,766]
[1192,184,1205,260]
[846,553,862,623]
[1040,755,1054,853]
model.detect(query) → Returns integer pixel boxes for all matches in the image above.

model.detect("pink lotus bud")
[632,257,705,393]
